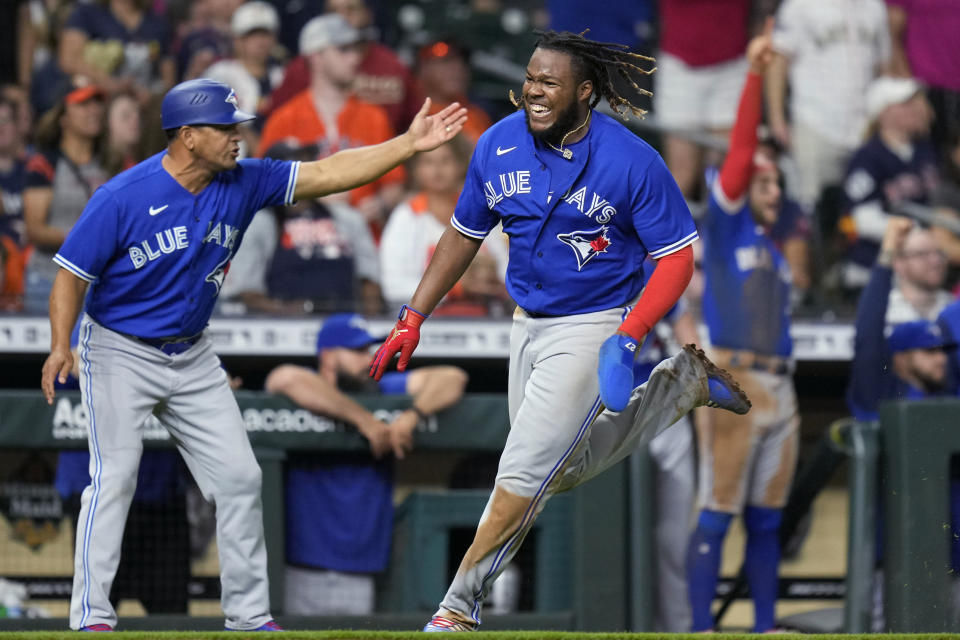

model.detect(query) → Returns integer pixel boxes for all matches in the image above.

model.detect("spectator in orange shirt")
[0,235,24,310]
[263,0,423,134]
[258,13,405,234]
[415,39,493,145]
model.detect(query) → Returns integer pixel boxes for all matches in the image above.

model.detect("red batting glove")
[369,305,428,381]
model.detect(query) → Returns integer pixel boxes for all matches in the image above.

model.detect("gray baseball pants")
[436,307,710,625]
[69,314,272,630]
[650,415,695,632]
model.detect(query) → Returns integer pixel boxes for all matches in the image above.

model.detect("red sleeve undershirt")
[618,245,694,341]
[717,71,763,203]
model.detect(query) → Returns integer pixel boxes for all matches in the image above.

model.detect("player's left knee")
[744,505,782,534]
[222,462,262,496]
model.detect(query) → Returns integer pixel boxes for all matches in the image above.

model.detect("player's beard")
[526,97,582,147]
[916,369,946,394]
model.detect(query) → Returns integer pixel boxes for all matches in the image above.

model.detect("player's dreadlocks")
[510,30,656,119]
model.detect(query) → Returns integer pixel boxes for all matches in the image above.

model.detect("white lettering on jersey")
[566,186,587,211]
[225,224,239,250]
[156,228,178,254]
[734,246,774,272]
[587,194,615,223]
[202,221,239,249]
[484,171,532,210]
[128,225,190,269]
[564,188,617,223]
[203,221,222,245]
[128,246,146,269]
[482,171,616,222]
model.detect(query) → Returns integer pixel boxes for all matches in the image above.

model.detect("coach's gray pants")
[69,315,272,630]
[436,308,709,625]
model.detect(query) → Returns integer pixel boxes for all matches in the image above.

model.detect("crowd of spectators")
[0,0,955,320]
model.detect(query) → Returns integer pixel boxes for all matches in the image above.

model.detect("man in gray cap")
[258,13,405,230]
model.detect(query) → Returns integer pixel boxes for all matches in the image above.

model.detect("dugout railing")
[16,390,942,632]
[840,399,960,633]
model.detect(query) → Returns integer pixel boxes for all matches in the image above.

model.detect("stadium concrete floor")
[719,486,846,629]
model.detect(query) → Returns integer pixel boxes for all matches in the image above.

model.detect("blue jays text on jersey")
[701,181,793,358]
[451,110,697,316]
[54,152,300,338]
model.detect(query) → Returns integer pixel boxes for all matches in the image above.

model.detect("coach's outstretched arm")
[294,98,467,200]
[41,269,89,404]
[370,226,482,380]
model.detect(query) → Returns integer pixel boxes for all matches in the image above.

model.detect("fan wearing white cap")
[203,1,285,118]
[840,75,948,290]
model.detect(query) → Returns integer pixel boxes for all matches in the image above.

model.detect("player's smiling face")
[522,48,591,145]
[188,123,243,171]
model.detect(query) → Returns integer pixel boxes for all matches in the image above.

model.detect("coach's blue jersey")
[701,183,792,357]
[54,152,300,337]
[452,110,697,316]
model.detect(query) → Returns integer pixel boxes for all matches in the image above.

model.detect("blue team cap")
[888,320,950,353]
[161,78,256,130]
[316,314,383,352]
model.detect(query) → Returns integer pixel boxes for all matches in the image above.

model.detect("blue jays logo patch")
[225,88,239,109]
[557,226,612,271]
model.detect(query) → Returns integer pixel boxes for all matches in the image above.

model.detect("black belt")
[125,332,203,356]
[719,349,793,376]
[521,308,562,319]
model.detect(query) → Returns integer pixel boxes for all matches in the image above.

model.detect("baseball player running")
[39,78,465,632]
[369,30,751,632]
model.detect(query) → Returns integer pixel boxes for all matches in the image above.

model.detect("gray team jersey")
[27,156,107,282]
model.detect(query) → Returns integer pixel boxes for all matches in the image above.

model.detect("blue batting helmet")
[160,79,255,130]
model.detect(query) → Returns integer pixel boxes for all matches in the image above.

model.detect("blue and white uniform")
[55,150,299,631]
[432,109,714,625]
[697,177,798,514]
[55,153,298,336]
[452,110,697,316]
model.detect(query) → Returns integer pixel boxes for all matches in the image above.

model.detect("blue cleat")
[422,614,475,632]
[684,344,752,415]
[79,624,113,632]
[225,620,283,631]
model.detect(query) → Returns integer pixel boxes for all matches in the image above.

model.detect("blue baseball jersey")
[285,371,407,573]
[53,152,300,338]
[701,181,793,357]
[451,110,697,316]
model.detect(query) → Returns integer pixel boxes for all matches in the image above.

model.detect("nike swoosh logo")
[148,204,169,216]
[496,146,517,156]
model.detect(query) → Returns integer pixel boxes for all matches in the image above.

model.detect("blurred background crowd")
[2,0,960,632]
[0,0,955,322]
